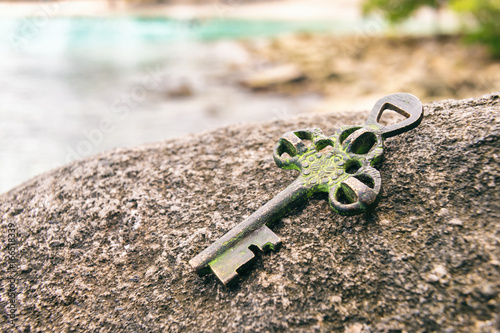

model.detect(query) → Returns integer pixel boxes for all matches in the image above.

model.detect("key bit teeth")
[207,225,281,285]
[209,246,254,285]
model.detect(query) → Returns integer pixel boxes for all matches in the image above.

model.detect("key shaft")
[189,179,310,280]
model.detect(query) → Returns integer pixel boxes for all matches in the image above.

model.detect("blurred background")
[1,0,499,193]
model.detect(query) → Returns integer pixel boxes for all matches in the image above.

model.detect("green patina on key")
[189,93,424,285]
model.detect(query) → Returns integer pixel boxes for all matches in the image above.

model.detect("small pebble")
[433,264,448,278]
[426,274,440,283]
[330,295,342,303]
[345,323,363,333]
[479,284,495,298]
[379,219,391,226]
[437,208,450,217]
[447,218,463,226]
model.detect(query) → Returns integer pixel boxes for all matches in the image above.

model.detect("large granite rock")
[1,94,499,332]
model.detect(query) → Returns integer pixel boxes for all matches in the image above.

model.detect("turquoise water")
[0,17,346,49]
[0,14,457,51]
[122,17,337,40]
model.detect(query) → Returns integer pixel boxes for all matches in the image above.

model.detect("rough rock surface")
[1,94,499,332]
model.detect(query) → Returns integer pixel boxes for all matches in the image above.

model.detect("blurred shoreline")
[1,0,497,194]
[243,33,500,112]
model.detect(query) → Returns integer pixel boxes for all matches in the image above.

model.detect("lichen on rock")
[1,93,499,332]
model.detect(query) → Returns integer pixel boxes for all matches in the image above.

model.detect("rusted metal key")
[190,93,423,285]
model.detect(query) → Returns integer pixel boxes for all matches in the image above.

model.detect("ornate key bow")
[190,93,423,285]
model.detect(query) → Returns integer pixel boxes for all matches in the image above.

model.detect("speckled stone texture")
[1,94,499,333]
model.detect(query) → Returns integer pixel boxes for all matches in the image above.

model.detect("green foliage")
[451,0,500,57]
[362,0,443,23]
[362,0,500,58]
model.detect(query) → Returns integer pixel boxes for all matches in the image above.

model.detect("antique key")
[190,93,423,285]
